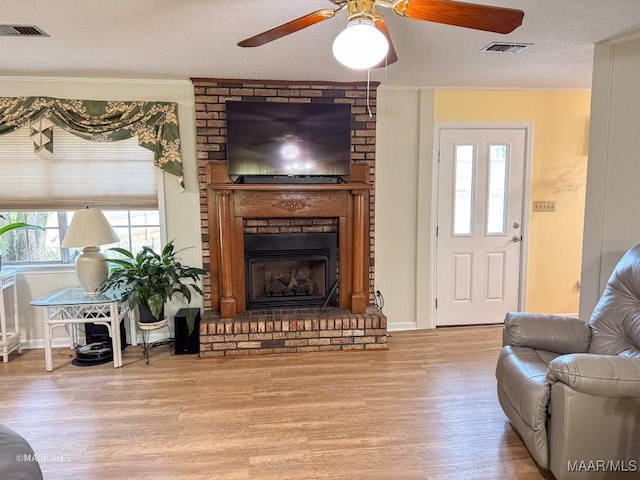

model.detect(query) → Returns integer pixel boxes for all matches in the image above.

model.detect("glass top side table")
[30,286,135,371]
[30,287,124,307]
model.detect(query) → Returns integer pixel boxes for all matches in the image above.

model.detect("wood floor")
[1,326,554,480]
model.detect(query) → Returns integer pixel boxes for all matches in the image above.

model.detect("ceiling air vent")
[480,42,531,54]
[0,25,49,37]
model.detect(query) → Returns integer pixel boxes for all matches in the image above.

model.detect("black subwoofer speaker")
[86,320,127,350]
[174,308,201,355]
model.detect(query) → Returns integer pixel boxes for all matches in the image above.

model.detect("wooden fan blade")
[372,15,398,68]
[393,0,524,34]
[238,9,338,47]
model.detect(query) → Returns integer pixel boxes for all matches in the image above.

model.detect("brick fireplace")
[193,78,387,355]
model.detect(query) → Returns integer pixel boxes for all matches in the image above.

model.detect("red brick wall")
[242,218,339,235]
[192,78,378,308]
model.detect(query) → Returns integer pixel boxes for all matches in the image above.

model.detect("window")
[486,144,509,235]
[0,210,161,266]
[453,144,475,236]
[0,125,161,266]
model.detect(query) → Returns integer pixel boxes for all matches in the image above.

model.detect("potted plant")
[0,214,45,270]
[99,240,207,334]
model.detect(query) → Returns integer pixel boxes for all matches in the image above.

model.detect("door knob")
[510,235,522,243]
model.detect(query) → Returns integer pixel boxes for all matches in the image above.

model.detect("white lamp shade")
[332,19,389,70]
[61,208,120,248]
[62,208,119,294]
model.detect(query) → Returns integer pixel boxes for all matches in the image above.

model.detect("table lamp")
[61,207,120,294]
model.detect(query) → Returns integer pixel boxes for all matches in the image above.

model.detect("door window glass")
[487,144,508,235]
[453,144,475,235]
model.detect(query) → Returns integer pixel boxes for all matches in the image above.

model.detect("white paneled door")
[436,128,526,326]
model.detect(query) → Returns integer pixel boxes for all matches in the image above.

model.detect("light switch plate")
[533,200,556,212]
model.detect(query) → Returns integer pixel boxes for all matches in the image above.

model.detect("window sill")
[5,264,76,275]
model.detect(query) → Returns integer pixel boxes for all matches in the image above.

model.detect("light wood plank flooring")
[1,326,554,480]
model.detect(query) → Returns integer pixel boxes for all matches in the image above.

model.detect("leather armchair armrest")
[548,354,640,398]
[503,312,591,354]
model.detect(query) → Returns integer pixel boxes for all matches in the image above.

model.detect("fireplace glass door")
[244,232,337,310]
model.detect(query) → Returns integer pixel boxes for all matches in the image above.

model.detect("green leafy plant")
[0,214,45,237]
[99,240,207,334]
[0,214,45,268]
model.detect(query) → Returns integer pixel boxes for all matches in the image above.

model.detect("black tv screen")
[225,101,351,177]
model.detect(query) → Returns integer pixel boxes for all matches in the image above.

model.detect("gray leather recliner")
[0,424,43,480]
[496,244,640,480]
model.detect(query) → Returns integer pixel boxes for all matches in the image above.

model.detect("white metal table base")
[0,269,21,363]
[44,302,128,371]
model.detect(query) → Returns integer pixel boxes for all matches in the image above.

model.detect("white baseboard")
[387,322,418,332]
[22,338,72,350]
[21,329,170,350]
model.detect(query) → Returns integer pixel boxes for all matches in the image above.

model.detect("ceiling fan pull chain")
[385,49,389,86]
[366,68,373,118]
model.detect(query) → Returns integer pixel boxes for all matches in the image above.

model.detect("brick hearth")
[199,307,387,356]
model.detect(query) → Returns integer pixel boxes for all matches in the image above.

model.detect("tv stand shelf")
[208,164,370,190]
[209,182,369,192]
[240,175,344,185]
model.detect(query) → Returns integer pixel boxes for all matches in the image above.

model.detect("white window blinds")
[0,126,157,210]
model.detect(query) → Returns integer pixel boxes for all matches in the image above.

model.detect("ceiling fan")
[238,0,525,69]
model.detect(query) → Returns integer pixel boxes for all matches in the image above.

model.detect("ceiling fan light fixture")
[332,18,389,69]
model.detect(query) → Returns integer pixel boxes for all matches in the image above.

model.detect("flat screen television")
[225,101,352,178]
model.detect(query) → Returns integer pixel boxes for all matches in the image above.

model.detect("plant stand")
[136,318,169,364]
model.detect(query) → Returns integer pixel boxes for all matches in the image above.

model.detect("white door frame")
[429,122,533,329]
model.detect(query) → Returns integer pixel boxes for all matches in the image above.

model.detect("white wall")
[0,77,201,347]
[580,33,640,319]
[4,78,438,344]
[375,87,435,330]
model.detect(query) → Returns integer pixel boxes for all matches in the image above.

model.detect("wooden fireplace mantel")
[206,163,372,318]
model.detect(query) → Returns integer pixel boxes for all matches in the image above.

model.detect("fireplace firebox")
[244,232,338,310]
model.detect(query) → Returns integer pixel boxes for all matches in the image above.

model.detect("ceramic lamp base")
[75,246,108,294]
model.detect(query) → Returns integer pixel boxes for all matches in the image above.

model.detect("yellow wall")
[434,90,591,314]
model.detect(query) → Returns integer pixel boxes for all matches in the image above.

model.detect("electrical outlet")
[533,200,556,212]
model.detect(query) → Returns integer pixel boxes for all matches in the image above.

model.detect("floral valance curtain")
[0,96,183,185]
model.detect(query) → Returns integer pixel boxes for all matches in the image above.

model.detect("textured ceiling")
[2,0,640,89]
